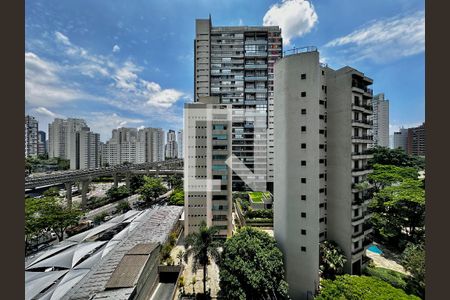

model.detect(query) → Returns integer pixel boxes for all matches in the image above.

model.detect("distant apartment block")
[48,118,100,169]
[274,49,374,299]
[165,129,178,159]
[37,131,47,156]
[194,16,282,192]
[407,122,425,156]
[177,129,184,159]
[25,115,39,157]
[393,127,409,151]
[102,127,165,166]
[371,93,389,148]
[184,97,233,238]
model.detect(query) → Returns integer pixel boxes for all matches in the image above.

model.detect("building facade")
[194,16,282,192]
[165,129,178,159]
[37,131,47,156]
[25,115,39,157]
[371,93,389,148]
[274,49,374,299]
[184,97,233,238]
[393,128,408,151]
[407,123,425,156]
[102,127,165,166]
[177,129,184,159]
[77,128,101,169]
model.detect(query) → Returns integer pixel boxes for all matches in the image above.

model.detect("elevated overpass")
[25,159,183,210]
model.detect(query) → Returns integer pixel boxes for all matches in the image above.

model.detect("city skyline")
[25,0,424,141]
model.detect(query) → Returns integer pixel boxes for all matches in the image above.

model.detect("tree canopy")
[368,164,418,192]
[368,146,424,169]
[106,185,130,201]
[370,179,425,248]
[25,197,83,242]
[316,275,420,300]
[402,242,425,298]
[320,240,347,280]
[138,176,168,202]
[219,227,289,300]
[129,175,145,193]
[168,188,184,206]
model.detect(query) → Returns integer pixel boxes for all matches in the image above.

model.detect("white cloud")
[324,11,424,63]
[146,88,184,108]
[34,107,58,118]
[25,52,92,106]
[54,31,71,46]
[263,0,318,45]
[112,44,120,53]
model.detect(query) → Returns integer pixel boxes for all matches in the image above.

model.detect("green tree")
[138,176,167,202]
[316,275,420,300]
[129,175,145,193]
[184,221,222,296]
[368,164,418,192]
[320,240,347,280]
[219,227,289,300]
[116,200,131,213]
[402,243,425,297]
[167,174,183,189]
[25,197,47,248]
[370,179,425,248]
[26,197,83,242]
[168,188,184,206]
[57,158,70,170]
[106,185,130,201]
[368,146,424,170]
[43,187,61,198]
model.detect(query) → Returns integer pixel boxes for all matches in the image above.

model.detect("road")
[84,189,174,220]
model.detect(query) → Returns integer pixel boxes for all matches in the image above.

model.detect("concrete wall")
[274,51,322,300]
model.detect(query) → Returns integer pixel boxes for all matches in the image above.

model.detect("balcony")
[351,150,373,160]
[244,39,268,45]
[352,104,373,114]
[245,52,268,57]
[245,88,267,93]
[244,64,267,69]
[244,76,268,81]
[352,231,364,240]
[352,119,373,128]
[351,135,373,143]
[352,167,373,176]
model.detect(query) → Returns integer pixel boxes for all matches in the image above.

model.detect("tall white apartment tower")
[66,118,88,169]
[274,49,374,299]
[25,115,39,157]
[48,118,66,159]
[371,93,389,148]
[177,129,184,159]
[77,128,100,169]
[184,96,233,238]
[274,49,327,299]
[165,129,178,159]
[194,16,282,192]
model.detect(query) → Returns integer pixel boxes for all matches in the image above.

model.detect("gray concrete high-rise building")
[371,93,389,148]
[47,118,100,169]
[102,127,165,166]
[274,49,374,299]
[177,129,184,159]
[194,16,282,192]
[184,97,233,238]
[393,127,408,151]
[165,129,178,159]
[25,115,39,157]
[407,122,425,156]
[37,131,47,156]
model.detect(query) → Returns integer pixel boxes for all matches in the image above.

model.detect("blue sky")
[25,0,425,141]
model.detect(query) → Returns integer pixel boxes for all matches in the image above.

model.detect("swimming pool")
[368,245,383,254]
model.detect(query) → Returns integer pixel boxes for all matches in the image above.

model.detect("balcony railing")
[351,150,373,156]
[352,135,373,140]
[244,64,268,69]
[352,103,373,111]
[352,119,373,126]
[352,231,364,239]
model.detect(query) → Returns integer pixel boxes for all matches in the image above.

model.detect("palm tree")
[191,276,197,294]
[184,221,221,295]
[320,240,347,279]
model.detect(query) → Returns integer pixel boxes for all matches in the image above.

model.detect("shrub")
[246,209,273,219]
[364,267,408,291]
